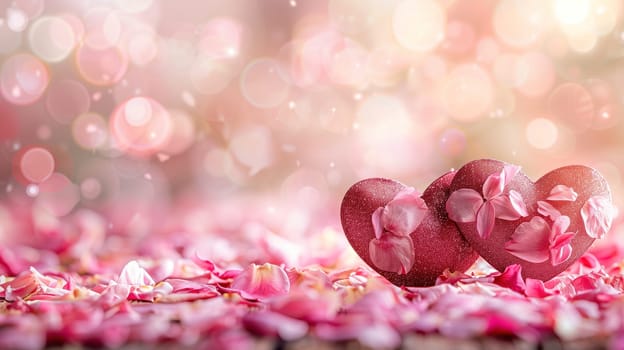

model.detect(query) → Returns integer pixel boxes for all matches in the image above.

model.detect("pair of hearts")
[340,159,614,287]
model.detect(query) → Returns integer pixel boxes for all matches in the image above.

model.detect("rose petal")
[446,188,483,223]
[381,188,428,236]
[550,215,571,241]
[525,278,557,297]
[230,263,290,300]
[371,207,384,239]
[368,234,415,275]
[504,216,550,263]
[476,201,496,239]
[493,264,526,294]
[581,196,614,239]
[482,171,505,200]
[547,185,578,202]
[490,191,527,221]
[501,164,521,188]
[550,243,572,266]
[118,260,155,286]
[537,201,561,221]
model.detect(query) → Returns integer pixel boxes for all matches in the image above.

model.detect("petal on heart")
[446,188,483,223]
[547,184,578,202]
[490,191,528,220]
[382,188,428,236]
[537,201,561,221]
[502,164,521,187]
[476,201,496,239]
[368,234,415,275]
[371,207,384,239]
[581,196,614,239]
[482,170,505,200]
[504,216,550,263]
[231,263,290,300]
[549,215,571,242]
[550,243,572,266]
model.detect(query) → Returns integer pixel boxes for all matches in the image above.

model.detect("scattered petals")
[118,260,155,286]
[581,196,614,239]
[476,201,496,239]
[505,216,550,263]
[382,188,428,236]
[369,234,415,275]
[537,201,561,221]
[490,190,528,220]
[547,185,578,202]
[493,264,526,294]
[230,263,290,300]
[446,188,483,223]
[447,165,527,239]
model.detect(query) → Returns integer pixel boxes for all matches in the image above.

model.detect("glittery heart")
[340,172,478,287]
[446,159,614,281]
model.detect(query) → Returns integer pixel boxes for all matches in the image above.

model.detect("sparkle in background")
[1,0,624,348]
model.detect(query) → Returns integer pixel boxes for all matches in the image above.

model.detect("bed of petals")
[1,205,624,349]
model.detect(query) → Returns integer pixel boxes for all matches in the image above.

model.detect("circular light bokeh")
[28,16,76,62]
[393,0,445,52]
[76,44,128,86]
[16,147,55,183]
[0,53,49,105]
[493,0,546,48]
[83,7,121,50]
[513,52,556,98]
[72,113,109,150]
[526,118,558,149]
[241,59,290,109]
[189,57,234,95]
[36,173,80,217]
[548,83,594,132]
[110,97,173,155]
[441,64,493,122]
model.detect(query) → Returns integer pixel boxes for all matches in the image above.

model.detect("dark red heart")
[446,159,614,281]
[340,172,478,287]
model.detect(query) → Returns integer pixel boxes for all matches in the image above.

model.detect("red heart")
[446,159,614,281]
[340,172,478,287]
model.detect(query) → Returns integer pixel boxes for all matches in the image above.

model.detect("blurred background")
[0,0,622,272]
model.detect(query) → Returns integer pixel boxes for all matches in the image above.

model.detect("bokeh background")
[0,0,623,271]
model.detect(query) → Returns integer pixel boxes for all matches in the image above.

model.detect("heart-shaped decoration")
[340,172,478,287]
[446,159,614,281]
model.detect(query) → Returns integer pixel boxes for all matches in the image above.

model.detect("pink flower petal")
[381,188,428,236]
[490,191,528,221]
[371,207,384,239]
[537,201,561,221]
[446,188,483,223]
[493,264,526,294]
[550,243,572,266]
[230,263,290,300]
[482,171,505,200]
[550,215,571,241]
[581,196,614,239]
[505,216,550,263]
[476,201,496,239]
[117,261,155,286]
[547,185,578,201]
[524,278,557,297]
[551,232,575,251]
[368,234,415,275]
[501,164,521,188]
